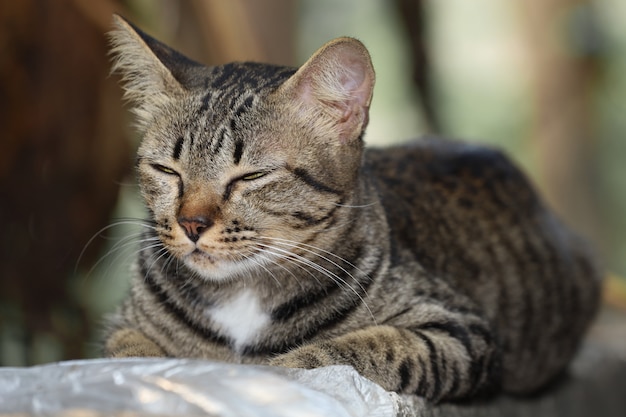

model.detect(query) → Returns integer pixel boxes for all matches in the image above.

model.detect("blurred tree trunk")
[517,0,602,247]
[0,0,131,364]
[395,0,441,133]
[155,0,296,66]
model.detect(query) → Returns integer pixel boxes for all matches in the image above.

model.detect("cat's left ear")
[280,37,375,143]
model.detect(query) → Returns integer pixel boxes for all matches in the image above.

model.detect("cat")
[103,14,602,403]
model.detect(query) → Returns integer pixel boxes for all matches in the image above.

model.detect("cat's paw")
[105,328,167,358]
[269,343,336,369]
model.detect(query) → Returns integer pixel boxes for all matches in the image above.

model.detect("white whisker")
[76,218,156,273]
[84,235,159,280]
[263,236,373,291]
[238,249,284,287]
[255,242,376,324]
[334,201,377,208]
[249,247,317,290]
[144,245,172,278]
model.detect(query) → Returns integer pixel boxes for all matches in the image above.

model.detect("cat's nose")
[177,216,213,243]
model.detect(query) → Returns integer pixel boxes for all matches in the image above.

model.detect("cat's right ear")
[108,15,188,129]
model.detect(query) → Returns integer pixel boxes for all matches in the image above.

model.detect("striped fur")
[104,15,602,403]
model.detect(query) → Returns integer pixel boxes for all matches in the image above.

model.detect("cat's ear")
[108,15,194,128]
[280,37,375,143]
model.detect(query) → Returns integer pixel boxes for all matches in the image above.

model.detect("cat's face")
[136,84,354,280]
[110,16,375,281]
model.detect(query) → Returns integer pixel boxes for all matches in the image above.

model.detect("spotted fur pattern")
[103,15,602,402]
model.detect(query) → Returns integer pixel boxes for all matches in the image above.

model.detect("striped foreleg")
[270,319,500,402]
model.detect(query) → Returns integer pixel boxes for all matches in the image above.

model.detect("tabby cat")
[104,15,602,403]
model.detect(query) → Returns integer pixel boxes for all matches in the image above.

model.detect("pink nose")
[177,216,213,243]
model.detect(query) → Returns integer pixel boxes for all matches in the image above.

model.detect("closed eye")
[223,170,274,201]
[240,171,267,181]
[151,164,179,176]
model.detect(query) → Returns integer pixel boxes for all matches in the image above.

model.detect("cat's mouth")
[192,248,210,256]
[180,245,259,281]
[187,248,218,264]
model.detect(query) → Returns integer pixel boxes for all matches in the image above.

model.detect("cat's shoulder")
[368,137,523,179]
[366,137,538,207]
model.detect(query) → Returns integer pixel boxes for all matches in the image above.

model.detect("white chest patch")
[206,289,270,352]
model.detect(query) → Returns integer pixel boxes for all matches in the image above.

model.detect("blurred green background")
[1,0,625,366]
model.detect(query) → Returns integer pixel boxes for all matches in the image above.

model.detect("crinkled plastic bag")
[0,358,419,417]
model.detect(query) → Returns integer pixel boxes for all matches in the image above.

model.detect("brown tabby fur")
[103,15,602,402]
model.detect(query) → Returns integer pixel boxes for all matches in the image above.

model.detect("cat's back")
[365,137,532,205]
[365,138,602,393]
[364,137,539,260]
[364,137,597,299]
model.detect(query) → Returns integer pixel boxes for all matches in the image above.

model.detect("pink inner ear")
[337,55,372,109]
[288,38,374,142]
[330,53,373,139]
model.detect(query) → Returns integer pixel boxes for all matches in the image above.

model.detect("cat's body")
[104,15,601,402]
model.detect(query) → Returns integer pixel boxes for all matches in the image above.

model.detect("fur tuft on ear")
[108,14,188,129]
[281,37,375,143]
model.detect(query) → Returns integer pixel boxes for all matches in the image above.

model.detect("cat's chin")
[182,250,260,283]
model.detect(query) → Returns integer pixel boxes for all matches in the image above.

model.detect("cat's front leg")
[104,328,167,358]
[270,324,500,402]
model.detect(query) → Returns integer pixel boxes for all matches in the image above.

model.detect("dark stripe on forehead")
[235,96,255,117]
[213,127,227,154]
[211,68,233,89]
[173,136,184,160]
[209,63,295,92]
[199,90,212,113]
[233,139,244,165]
[243,95,254,109]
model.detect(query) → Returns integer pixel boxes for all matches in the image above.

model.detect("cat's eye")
[241,171,267,181]
[151,164,178,176]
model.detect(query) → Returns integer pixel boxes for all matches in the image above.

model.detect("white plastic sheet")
[0,358,421,417]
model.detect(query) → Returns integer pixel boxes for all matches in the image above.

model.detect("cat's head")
[109,15,375,281]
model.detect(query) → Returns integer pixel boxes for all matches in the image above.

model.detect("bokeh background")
[1,0,625,366]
